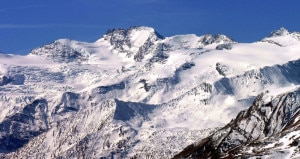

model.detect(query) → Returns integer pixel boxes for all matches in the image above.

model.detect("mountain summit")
[270,27,290,37]
[29,39,91,62]
[29,26,236,63]
[261,27,300,46]
[101,26,164,61]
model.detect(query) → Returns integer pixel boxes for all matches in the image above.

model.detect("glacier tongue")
[1,26,300,158]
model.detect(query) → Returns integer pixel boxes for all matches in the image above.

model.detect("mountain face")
[0,26,300,158]
[29,39,91,62]
[103,26,164,62]
[174,87,300,159]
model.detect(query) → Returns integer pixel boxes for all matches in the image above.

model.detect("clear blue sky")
[1,0,300,54]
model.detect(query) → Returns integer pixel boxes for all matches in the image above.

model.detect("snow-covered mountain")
[0,26,300,158]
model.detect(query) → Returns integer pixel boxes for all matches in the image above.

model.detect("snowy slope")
[174,86,300,159]
[0,26,300,158]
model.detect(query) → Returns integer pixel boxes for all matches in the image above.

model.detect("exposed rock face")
[0,75,11,86]
[0,74,25,86]
[0,99,48,153]
[216,43,232,50]
[198,34,233,46]
[270,27,290,37]
[29,39,90,62]
[54,92,80,114]
[215,62,233,77]
[103,26,164,61]
[174,88,300,159]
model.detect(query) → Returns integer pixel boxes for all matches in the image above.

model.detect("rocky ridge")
[174,87,300,159]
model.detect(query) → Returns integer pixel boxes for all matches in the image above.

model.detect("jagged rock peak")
[268,27,300,38]
[261,27,300,46]
[199,34,235,45]
[102,26,165,61]
[105,26,164,40]
[270,27,290,37]
[102,26,164,49]
[29,39,90,62]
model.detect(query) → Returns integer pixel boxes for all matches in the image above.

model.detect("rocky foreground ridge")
[174,87,300,159]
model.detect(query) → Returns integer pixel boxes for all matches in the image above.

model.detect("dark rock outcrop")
[0,99,49,153]
[104,26,164,62]
[29,39,90,62]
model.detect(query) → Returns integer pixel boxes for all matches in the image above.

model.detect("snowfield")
[0,26,300,158]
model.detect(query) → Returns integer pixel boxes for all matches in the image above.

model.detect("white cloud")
[0,24,45,29]
[0,24,103,29]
